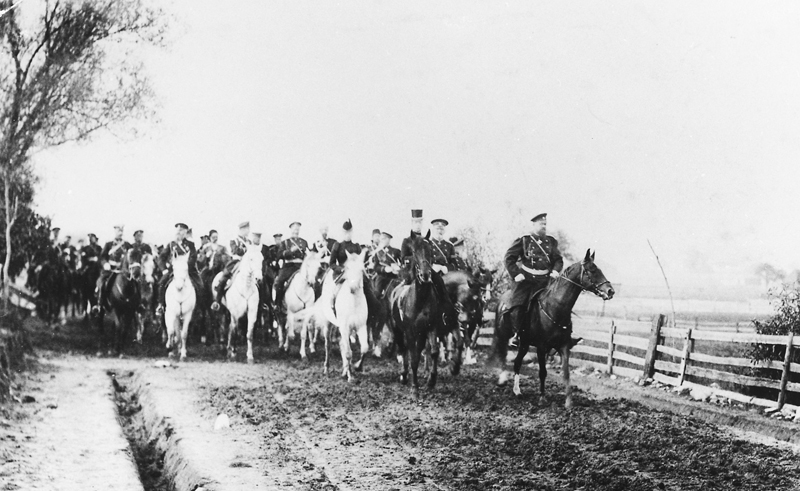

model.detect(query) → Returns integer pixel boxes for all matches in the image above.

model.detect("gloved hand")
[103,263,111,271]
[514,273,524,283]
[163,269,169,275]
[550,270,560,279]
[432,264,446,274]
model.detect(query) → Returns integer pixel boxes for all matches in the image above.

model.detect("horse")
[79,258,102,324]
[440,270,488,371]
[391,231,460,397]
[198,247,229,345]
[28,261,63,326]
[370,273,402,358]
[164,254,197,360]
[278,251,321,355]
[215,244,263,362]
[98,249,143,356]
[491,250,614,408]
[318,250,370,380]
[135,253,156,344]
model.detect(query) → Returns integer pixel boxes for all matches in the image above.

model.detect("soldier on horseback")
[400,209,424,281]
[372,231,401,297]
[430,218,456,275]
[503,213,563,348]
[313,225,337,267]
[273,221,309,310]
[92,225,132,315]
[156,223,201,315]
[81,234,102,270]
[130,230,153,257]
[449,237,470,272]
[364,228,382,274]
[210,221,251,311]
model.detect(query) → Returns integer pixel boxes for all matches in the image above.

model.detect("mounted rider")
[364,228,382,274]
[503,213,563,348]
[210,221,252,311]
[449,237,469,272]
[273,222,309,310]
[130,230,153,257]
[373,231,401,297]
[328,219,381,319]
[92,224,132,315]
[400,209,424,282]
[155,223,201,315]
[312,225,337,268]
[48,227,63,265]
[80,233,102,271]
[429,219,456,275]
[200,229,225,267]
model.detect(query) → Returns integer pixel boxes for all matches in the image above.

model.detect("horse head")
[344,249,367,293]
[141,253,155,283]
[243,244,264,282]
[125,249,143,281]
[573,249,615,300]
[302,251,321,286]
[410,231,433,284]
[172,254,190,290]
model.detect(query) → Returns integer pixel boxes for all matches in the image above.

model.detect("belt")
[286,258,302,264]
[520,264,549,276]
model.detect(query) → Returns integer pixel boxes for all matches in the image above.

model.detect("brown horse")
[97,249,143,355]
[391,231,460,397]
[491,250,614,408]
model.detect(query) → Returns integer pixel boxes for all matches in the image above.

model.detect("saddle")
[498,287,546,316]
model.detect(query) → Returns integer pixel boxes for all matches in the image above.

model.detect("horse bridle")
[556,261,610,297]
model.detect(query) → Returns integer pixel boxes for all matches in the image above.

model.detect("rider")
[273,221,308,310]
[130,230,153,257]
[81,233,102,269]
[449,237,470,272]
[430,219,456,275]
[373,231,401,297]
[92,225,132,315]
[329,219,380,318]
[201,229,225,265]
[211,221,251,311]
[400,209,424,283]
[313,225,337,267]
[155,223,201,315]
[504,213,563,349]
[48,227,63,265]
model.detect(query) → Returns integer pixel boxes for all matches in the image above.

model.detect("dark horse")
[491,250,614,408]
[79,259,102,324]
[391,231,460,397]
[96,249,143,355]
[198,248,230,346]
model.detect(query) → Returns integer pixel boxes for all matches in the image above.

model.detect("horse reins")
[539,262,611,330]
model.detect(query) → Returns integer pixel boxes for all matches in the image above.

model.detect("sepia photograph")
[2,1,800,489]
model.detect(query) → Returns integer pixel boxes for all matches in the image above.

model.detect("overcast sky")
[32,1,800,290]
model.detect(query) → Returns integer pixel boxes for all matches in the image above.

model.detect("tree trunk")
[2,172,14,308]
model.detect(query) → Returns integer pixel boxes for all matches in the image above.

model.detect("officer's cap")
[51,226,61,232]
[531,213,547,223]
[209,229,218,236]
[201,235,209,240]
[411,209,423,218]
[88,233,97,239]
[175,222,189,231]
[381,231,393,239]
[273,233,283,238]
[239,221,250,229]
[431,218,449,226]
[450,236,464,247]
[113,224,124,231]
[289,221,302,229]
[343,219,353,231]
[372,228,381,235]
[252,232,262,238]
[133,230,143,236]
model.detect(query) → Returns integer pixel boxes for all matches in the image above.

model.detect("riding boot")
[211,270,230,311]
[92,276,109,316]
[508,307,523,349]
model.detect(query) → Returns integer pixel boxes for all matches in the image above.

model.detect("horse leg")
[409,329,425,398]
[561,346,572,409]
[246,301,257,364]
[536,345,549,405]
[427,331,439,390]
[322,323,331,375]
[299,312,309,362]
[227,314,237,360]
[451,328,464,377]
[353,323,369,373]
[512,341,530,397]
[181,311,193,362]
[340,325,353,382]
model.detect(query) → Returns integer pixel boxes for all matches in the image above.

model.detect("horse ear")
[591,250,596,261]
[584,249,591,262]
[425,229,431,240]
[359,248,368,262]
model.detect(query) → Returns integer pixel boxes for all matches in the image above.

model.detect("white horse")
[319,250,369,381]
[216,244,263,363]
[164,254,196,361]
[279,251,321,357]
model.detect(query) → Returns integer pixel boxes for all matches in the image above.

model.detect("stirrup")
[90,305,101,317]
[155,305,164,316]
[210,301,220,311]
[509,334,520,349]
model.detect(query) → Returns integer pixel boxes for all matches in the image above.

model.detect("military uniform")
[400,230,422,283]
[430,238,455,273]
[95,238,132,311]
[329,240,362,271]
[80,242,102,271]
[504,233,563,309]
[130,241,153,258]
[312,237,337,265]
[450,255,469,272]
[274,236,309,307]
[373,245,401,296]
[158,238,202,307]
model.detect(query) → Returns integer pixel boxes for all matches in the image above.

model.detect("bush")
[748,284,800,369]
[0,309,31,402]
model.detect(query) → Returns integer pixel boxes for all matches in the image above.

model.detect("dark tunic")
[100,240,132,271]
[329,240,362,268]
[504,234,563,308]
[430,238,455,268]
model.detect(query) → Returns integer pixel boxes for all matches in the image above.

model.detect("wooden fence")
[476,312,797,411]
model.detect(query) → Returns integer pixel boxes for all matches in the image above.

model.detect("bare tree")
[0,0,168,302]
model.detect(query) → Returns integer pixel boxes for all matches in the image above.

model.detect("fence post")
[607,320,616,374]
[678,327,694,386]
[777,332,794,409]
[643,314,666,381]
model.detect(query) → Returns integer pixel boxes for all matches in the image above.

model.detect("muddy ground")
[3,317,800,490]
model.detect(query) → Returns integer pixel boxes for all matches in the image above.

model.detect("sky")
[29,0,800,293]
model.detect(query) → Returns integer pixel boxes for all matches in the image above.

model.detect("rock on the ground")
[690,388,712,402]
[672,386,691,396]
[214,413,230,431]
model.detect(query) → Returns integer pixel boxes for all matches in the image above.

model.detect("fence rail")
[475,311,796,411]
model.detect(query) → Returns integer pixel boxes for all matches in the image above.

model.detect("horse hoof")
[180,355,187,362]
[498,371,511,386]
[513,386,522,397]
[538,396,548,406]
[247,358,254,365]
[564,399,573,409]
